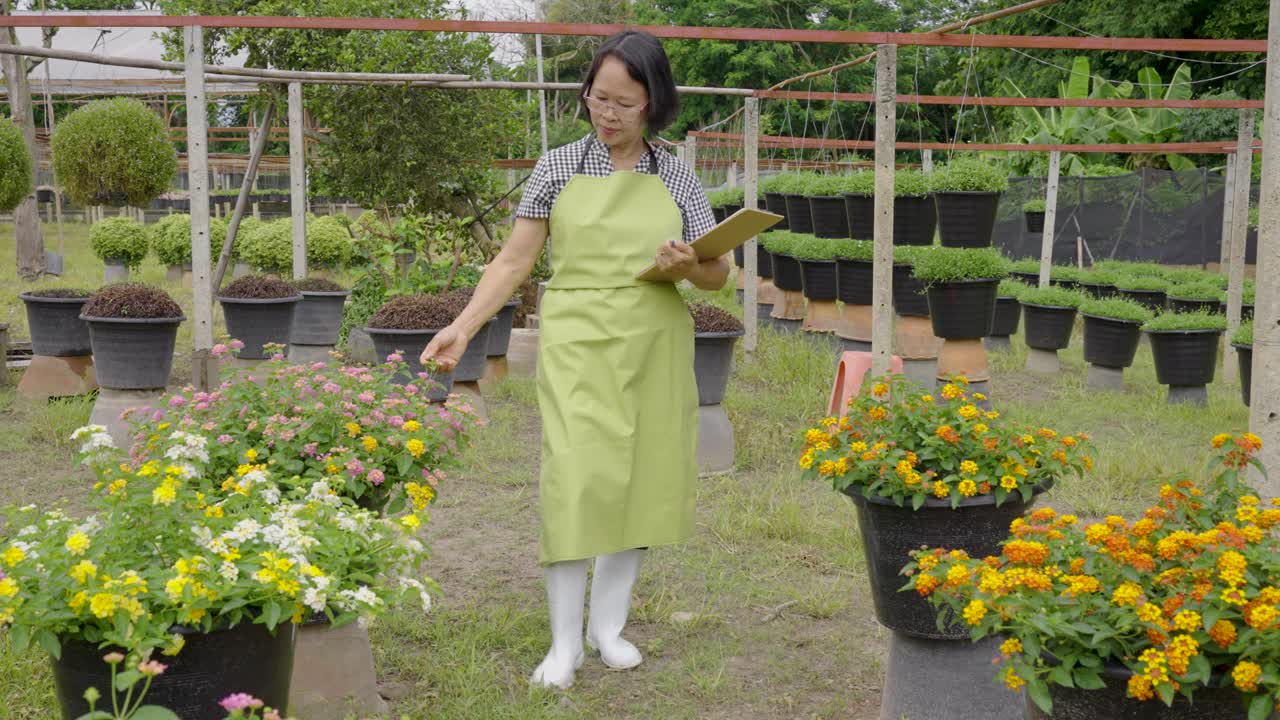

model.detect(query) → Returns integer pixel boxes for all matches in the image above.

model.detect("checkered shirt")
[516,134,716,244]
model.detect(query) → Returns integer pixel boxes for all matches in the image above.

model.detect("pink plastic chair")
[828,351,903,417]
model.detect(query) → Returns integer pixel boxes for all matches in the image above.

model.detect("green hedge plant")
[151,214,229,267]
[1079,297,1154,324]
[0,117,32,212]
[240,218,293,273]
[1050,265,1082,282]
[833,239,874,261]
[1023,198,1046,213]
[50,98,176,207]
[1142,311,1227,332]
[761,173,806,195]
[1078,269,1118,286]
[1233,319,1254,346]
[911,247,1008,283]
[1019,285,1084,308]
[999,278,1031,299]
[1115,275,1170,292]
[761,230,807,256]
[928,159,1009,193]
[89,217,149,269]
[1009,258,1041,275]
[307,215,355,268]
[789,236,844,261]
[706,188,745,207]
[894,244,937,265]
[1162,267,1212,285]
[1167,282,1224,301]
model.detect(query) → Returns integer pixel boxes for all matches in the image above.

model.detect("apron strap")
[574,134,660,176]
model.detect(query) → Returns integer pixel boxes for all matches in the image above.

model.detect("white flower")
[16,526,37,537]
[219,562,239,582]
[399,578,433,613]
[336,515,359,533]
[223,519,262,544]
[303,587,328,612]
[71,425,106,441]
[258,485,281,506]
[191,526,213,547]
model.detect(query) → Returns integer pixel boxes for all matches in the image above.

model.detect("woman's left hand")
[654,240,698,280]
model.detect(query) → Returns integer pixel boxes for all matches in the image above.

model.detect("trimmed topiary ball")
[0,117,32,212]
[89,217,150,269]
[51,98,176,208]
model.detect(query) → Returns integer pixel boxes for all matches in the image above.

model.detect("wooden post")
[185,25,214,388]
[871,44,896,377]
[288,81,307,280]
[686,135,698,184]
[1221,154,1236,269]
[726,163,738,189]
[1226,110,1255,385]
[1038,151,1061,287]
[535,33,548,156]
[744,98,760,354]
[922,149,933,175]
[1251,0,1280,497]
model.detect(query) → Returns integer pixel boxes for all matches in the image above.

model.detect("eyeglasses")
[583,94,648,121]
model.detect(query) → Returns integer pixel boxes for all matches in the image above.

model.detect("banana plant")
[1003,57,1114,176]
[1096,63,1196,171]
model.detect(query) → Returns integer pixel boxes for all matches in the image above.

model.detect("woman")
[420,29,727,689]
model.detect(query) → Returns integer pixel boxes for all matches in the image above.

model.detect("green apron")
[537,137,698,564]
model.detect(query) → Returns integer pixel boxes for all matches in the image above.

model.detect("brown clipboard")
[635,207,784,282]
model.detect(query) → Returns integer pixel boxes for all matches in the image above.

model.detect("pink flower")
[389,416,405,428]
[217,435,233,445]
[346,459,365,475]
[211,343,229,358]
[303,442,318,457]
[219,693,264,711]
[169,396,187,408]
[358,392,375,404]
[367,469,385,486]
[265,711,282,720]
[102,652,125,664]
[323,382,341,394]
[137,660,167,677]
[229,339,245,350]
[195,402,209,412]
[152,410,165,422]
[386,352,404,363]
[404,384,419,396]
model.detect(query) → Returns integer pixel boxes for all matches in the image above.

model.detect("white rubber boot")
[586,548,644,670]
[530,559,588,689]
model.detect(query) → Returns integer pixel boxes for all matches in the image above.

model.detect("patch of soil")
[83,283,183,319]
[690,302,745,333]
[23,288,92,299]
[220,275,300,299]
[367,294,459,330]
[293,277,347,292]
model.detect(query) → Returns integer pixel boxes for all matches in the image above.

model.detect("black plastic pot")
[836,258,873,306]
[896,195,939,246]
[82,314,185,389]
[724,203,743,217]
[1079,282,1118,299]
[1147,329,1223,387]
[1024,210,1045,233]
[1118,289,1167,313]
[844,194,874,240]
[771,253,804,292]
[1236,343,1253,407]
[1082,314,1143,369]
[1050,279,1080,291]
[926,279,999,339]
[934,191,1001,248]
[486,299,520,357]
[36,188,55,203]
[219,295,302,359]
[52,622,295,720]
[798,259,838,302]
[844,483,1048,639]
[757,245,774,279]
[893,264,931,318]
[291,290,350,346]
[733,244,745,268]
[1244,303,1255,320]
[991,296,1021,337]
[1011,271,1040,286]
[1168,297,1223,314]
[711,206,726,224]
[365,327,454,399]
[452,320,492,383]
[1022,303,1077,351]
[694,331,742,406]
[763,192,790,230]
[1024,663,1253,720]
[19,293,91,356]
[783,194,814,234]
[809,196,849,238]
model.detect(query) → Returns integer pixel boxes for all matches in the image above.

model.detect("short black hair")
[581,30,679,133]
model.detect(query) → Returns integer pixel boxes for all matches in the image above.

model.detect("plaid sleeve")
[516,155,557,219]
[664,157,716,244]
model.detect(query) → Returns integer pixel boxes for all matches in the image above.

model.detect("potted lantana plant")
[1143,310,1227,405]
[1234,320,1254,407]
[913,434,1279,720]
[1023,198,1046,233]
[89,216,149,283]
[1079,297,1154,387]
[913,247,1009,340]
[929,159,1009,248]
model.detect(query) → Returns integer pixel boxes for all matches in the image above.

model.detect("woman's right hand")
[420,324,468,372]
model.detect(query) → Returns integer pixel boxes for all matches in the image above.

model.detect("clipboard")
[636,207,784,282]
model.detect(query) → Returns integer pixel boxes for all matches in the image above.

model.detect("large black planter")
[694,331,743,405]
[711,206,726,224]
[783,194,814,234]
[82,315,184,389]
[836,258,873,306]
[893,264,931,318]
[844,484,1048,639]
[771,253,804,292]
[1079,282,1118,299]
[844,194,874,240]
[926,279,999,339]
[1118,289,1167,313]
[1082,314,1143,369]
[452,320,492,383]
[1024,664,1253,720]
[733,244,745,268]
[1236,343,1253,406]
[896,195,939,246]
[365,327,454,399]
[991,297,1021,337]
[1147,329,1222,387]
[486,299,520,357]
[291,290,350,346]
[53,622,295,720]
[1022,304,1077,351]
[19,293,91,356]
[798,259,838,301]
[934,191,1001,248]
[756,245,775,279]
[763,192,790,230]
[809,196,849,238]
[724,203,743,217]
[1168,297,1223,314]
[219,295,303,359]
[1024,211,1045,233]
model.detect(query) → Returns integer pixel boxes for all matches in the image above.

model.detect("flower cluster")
[119,353,479,514]
[0,426,436,659]
[911,434,1279,715]
[799,374,1093,508]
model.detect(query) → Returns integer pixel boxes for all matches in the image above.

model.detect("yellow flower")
[362,436,379,452]
[0,546,24,567]
[1173,610,1201,632]
[940,384,963,400]
[1137,603,1164,623]
[962,599,987,625]
[244,448,258,461]
[65,533,91,556]
[403,420,421,432]
[959,460,978,475]
[400,515,421,531]
[1000,475,1018,490]
[798,450,814,470]
[162,634,186,657]
[932,482,950,499]
[165,577,190,601]
[69,560,98,585]
[920,395,934,403]
[1246,604,1277,630]
[972,392,987,401]
[973,423,988,435]
[325,463,340,475]
[999,638,1023,656]
[0,577,18,598]
[867,406,888,421]
[406,439,426,458]
[1243,432,1262,450]
[345,422,361,438]
[957,404,980,420]
[958,479,978,497]
[1233,661,1262,692]
[986,410,1000,420]
[152,477,179,506]
[850,441,868,453]
[1112,582,1142,607]
[89,593,117,619]
[1212,433,1233,448]
[107,479,128,495]
[1004,667,1026,692]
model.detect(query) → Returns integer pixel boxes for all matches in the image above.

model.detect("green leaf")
[912,494,925,511]
[1028,677,1053,714]
[1072,667,1106,690]
[1049,665,1075,688]
[35,629,61,660]
[131,707,182,720]
[1248,694,1274,720]
[1156,681,1175,706]
[115,669,143,691]
[9,624,30,654]
[262,601,282,630]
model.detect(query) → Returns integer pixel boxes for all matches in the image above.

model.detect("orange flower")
[1209,619,1238,648]
[1003,540,1050,567]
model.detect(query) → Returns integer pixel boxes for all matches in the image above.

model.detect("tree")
[51,97,177,207]
[0,117,31,212]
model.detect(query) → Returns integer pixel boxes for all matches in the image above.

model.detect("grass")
[0,249,1258,719]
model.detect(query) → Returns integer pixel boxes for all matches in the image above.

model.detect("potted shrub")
[804,175,852,239]
[1162,267,1215,286]
[1018,286,1083,370]
[781,172,816,234]
[929,159,1009,248]
[760,173,794,230]
[0,117,33,215]
[1167,282,1225,314]
[1077,268,1119,299]
[1079,297,1154,385]
[80,284,185,390]
[153,214,230,279]
[88,216,149,283]
[892,245,935,318]
[1115,275,1170,313]
[50,98,176,208]
[1009,258,1042,286]
[1023,198,1046,233]
[364,293,460,397]
[1142,310,1227,405]
[915,435,1278,720]
[1233,320,1254,407]
[18,288,93,358]
[835,239,875,307]
[914,247,1009,339]
[792,235,841,303]
[218,276,303,360]
[240,218,293,275]
[1049,265,1081,290]
[689,302,744,407]
[988,279,1028,350]
[306,215,356,273]
[290,277,351,347]
[842,170,935,245]
[762,231,804,294]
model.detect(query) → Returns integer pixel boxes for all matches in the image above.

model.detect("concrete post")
[871,44,897,377]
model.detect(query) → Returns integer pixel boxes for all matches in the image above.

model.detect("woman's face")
[584,55,650,150]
